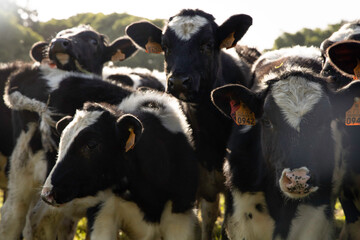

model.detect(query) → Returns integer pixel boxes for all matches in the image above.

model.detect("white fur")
[40,65,98,91]
[226,190,274,240]
[168,15,209,41]
[285,204,334,240]
[328,22,360,42]
[117,91,193,143]
[271,77,323,131]
[91,197,198,240]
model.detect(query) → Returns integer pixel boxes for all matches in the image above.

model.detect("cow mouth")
[279,167,319,199]
[55,53,70,65]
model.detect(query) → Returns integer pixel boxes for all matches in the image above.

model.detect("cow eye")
[262,118,273,128]
[86,139,98,150]
[90,39,98,46]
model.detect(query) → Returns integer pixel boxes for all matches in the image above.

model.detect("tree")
[273,22,345,49]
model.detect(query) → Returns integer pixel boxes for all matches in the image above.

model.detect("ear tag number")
[125,128,136,152]
[111,50,126,61]
[230,100,255,126]
[345,97,360,126]
[145,41,162,54]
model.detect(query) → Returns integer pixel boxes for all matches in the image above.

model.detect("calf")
[323,38,360,240]
[211,45,360,239]
[0,27,137,239]
[126,9,253,239]
[41,90,199,240]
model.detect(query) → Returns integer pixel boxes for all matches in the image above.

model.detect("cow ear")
[211,84,263,125]
[56,116,74,136]
[217,14,252,49]
[327,40,360,79]
[330,80,360,121]
[104,37,138,63]
[30,41,49,62]
[117,114,143,152]
[126,21,163,54]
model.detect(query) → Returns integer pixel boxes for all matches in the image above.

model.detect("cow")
[210,45,360,239]
[103,65,166,91]
[0,26,138,239]
[125,9,253,239]
[322,39,360,240]
[40,89,199,240]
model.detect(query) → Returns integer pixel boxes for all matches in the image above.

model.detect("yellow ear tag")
[125,128,136,152]
[220,32,235,49]
[145,41,162,54]
[230,100,255,126]
[353,59,360,80]
[111,50,126,62]
[345,97,360,126]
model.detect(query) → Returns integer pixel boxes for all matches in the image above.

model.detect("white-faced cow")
[322,38,360,240]
[40,90,199,240]
[211,46,360,239]
[0,26,137,239]
[126,9,253,239]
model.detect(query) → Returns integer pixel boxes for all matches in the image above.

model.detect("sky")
[15,0,360,51]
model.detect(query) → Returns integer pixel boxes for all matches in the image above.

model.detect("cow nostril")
[182,78,190,87]
[62,41,69,47]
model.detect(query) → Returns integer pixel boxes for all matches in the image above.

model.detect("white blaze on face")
[271,77,323,132]
[43,110,103,189]
[168,15,209,41]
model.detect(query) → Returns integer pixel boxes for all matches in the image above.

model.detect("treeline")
[0,0,345,70]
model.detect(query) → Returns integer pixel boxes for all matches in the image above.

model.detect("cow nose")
[50,38,70,52]
[41,187,56,206]
[167,76,191,92]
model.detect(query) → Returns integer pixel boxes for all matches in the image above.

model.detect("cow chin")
[278,167,319,199]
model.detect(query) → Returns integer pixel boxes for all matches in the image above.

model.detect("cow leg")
[160,202,200,240]
[0,152,8,202]
[200,196,219,240]
[339,196,360,240]
[0,124,47,240]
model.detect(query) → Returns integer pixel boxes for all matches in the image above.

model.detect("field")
[0,189,345,240]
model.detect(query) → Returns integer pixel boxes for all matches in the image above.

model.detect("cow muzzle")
[41,186,61,207]
[167,75,192,101]
[279,167,319,199]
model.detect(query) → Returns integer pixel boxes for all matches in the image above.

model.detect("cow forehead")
[167,15,209,41]
[56,26,96,38]
[271,77,323,132]
[58,110,103,161]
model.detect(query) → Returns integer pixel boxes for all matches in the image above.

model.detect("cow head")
[41,103,143,206]
[30,25,138,75]
[211,74,360,199]
[320,20,360,87]
[126,9,252,102]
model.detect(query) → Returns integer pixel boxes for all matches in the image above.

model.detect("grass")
[0,190,344,240]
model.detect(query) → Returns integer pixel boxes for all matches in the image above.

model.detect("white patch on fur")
[44,110,103,189]
[91,197,198,240]
[328,22,360,42]
[168,15,209,41]
[102,66,166,89]
[271,77,323,131]
[117,90,193,143]
[252,45,321,71]
[227,190,274,240]
[285,204,334,240]
[40,65,97,92]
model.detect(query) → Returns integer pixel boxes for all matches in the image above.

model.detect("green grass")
[0,191,345,240]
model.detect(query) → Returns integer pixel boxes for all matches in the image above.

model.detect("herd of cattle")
[0,8,359,240]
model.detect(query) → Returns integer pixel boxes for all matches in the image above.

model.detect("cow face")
[126,9,252,102]
[30,25,138,75]
[211,75,360,199]
[320,20,360,87]
[41,104,143,206]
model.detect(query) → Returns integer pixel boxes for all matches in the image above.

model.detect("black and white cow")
[126,9,253,239]
[0,27,137,239]
[40,90,199,240]
[322,38,360,240]
[211,45,360,239]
